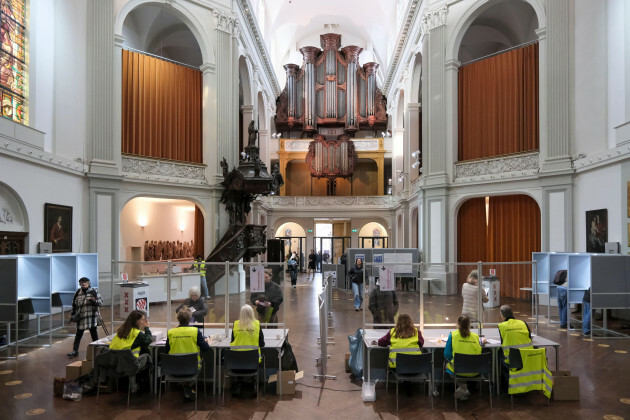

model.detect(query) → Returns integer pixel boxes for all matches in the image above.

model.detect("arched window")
[1,0,27,124]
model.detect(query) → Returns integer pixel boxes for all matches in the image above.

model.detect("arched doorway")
[359,221,388,249]
[457,194,540,298]
[275,222,306,271]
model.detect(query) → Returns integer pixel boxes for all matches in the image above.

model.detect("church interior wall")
[0,156,86,254]
[573,163,622,252]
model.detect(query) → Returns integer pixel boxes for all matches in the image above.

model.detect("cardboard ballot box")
[268,370,304,395]
[551,371,580,400]
[66,361,83,380]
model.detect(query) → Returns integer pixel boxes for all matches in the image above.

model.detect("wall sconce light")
[271,132,282,139]
[179,222,186,232]
[411,150,421,169]
[397,170,407,183]
[381,131,392,138]
[138,216,148,228]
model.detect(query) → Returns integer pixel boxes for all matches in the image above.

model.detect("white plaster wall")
[608,0,627,141]
[573,0,608,153]
[119,198,196,261]
[28,0,55,150]
[0,156,86,253]
[573,164,622,252]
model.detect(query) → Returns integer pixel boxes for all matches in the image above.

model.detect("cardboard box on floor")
[268,370,304,395]
[81,360,92,377]
[551,371,579,400]
[66,361,83,380]
[86,345,94,361]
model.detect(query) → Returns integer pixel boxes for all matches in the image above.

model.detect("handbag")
[69,313,81,324]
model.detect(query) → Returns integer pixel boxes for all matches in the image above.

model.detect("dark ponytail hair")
[458,314,471,338]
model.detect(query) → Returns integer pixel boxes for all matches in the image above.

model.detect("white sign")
[250,265,265,293]
[378,266,395,291]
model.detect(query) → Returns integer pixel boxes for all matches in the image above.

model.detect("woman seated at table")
[85,310,152,393]
[176,286,208,324]
[165,306,211,400]
[229,304,265,396]
[377,313,424,368]
[444,314,482,401]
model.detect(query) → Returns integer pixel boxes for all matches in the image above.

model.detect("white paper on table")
[250,265,265,293]
[189,307,196,313]
[378,266,395,291]
[486,338,500,344]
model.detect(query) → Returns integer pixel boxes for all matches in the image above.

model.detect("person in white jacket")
[461,270,489,323]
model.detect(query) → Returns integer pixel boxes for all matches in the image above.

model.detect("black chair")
[451,352,493,411]
[223,348,260,405]
[95,349,145,407]
[432,350,447,396]
[158,353,202,412]
[386,352,433,411]
[509,348,551,408]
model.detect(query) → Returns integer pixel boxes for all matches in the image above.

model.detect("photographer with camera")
[67,277,103,357]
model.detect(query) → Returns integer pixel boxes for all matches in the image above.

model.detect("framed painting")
[586,209,607,253]
[44,203,72,253]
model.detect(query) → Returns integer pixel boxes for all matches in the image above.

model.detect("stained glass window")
[0,0,26,124]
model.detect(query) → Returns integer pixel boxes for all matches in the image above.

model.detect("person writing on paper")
[251,269,283,324]
[461,270,489,323]
[67,277,103,358]
[444,314,483,401]
[348,257,365,311]
[176,287,208,324]
[229,304,265,396]
[165,306,211,400]
[376,313,424,368]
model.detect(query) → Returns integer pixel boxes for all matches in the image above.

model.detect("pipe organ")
[275,33,387,133]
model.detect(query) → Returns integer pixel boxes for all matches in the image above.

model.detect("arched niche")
[0,182,28,233]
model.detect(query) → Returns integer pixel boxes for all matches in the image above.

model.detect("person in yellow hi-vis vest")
[165,307,211,400]
[444,314,482,401]
[376,313,424,368]
[229,305,265,397]
[193,255,209,298]
[498,304,533,392]
[508,348,553,398]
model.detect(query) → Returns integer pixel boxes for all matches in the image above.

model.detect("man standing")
[193,255,208,298]
[251,269,284,324]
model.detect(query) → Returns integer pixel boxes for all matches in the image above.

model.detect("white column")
[540,0,572,173]
[87,0,118,175]
[407,103,421,180]
[200,63,217,181]
[213,10,237,183]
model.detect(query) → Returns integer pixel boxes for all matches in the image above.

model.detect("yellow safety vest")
[508,348,553,398]
[168,326,201,367]
[231,320,261,362]
[194,261,206,275]
[447,330,481,377]
[109,328,141,357]
[498,319,533,364]
[388,328,422,368]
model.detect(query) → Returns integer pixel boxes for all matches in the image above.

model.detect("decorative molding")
[122,156,207,185]
[213,10,236,33]
[305,197,357,206]
[454,152,539,180]
[263,195,396,208]
[421,4,448,33]
[353,139,379,151]
[357,196,396,206]
[199,62,215,75]
[0,207,15,224]
[383,0,421,94]
[0,137,87,175]
[284,140,311,151]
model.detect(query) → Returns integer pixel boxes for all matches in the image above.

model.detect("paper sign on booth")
[250,265,265,293]
[379,265,395,291]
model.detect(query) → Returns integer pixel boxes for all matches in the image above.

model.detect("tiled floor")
[2,272,630,419]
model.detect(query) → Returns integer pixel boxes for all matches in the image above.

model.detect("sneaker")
[292,285,296,288]
[67,351,78,357]
[354,308,360,312]
[560,324,567,329]
[583,331,591,336]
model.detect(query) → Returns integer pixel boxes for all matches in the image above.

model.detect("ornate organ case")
[275,33,387,133]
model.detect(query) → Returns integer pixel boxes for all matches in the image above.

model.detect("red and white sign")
[135,297,147,311]
[489,268,496,276]
[379,266,395,291]
[250,265,265,293]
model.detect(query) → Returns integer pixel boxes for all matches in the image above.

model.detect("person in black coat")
[368,281,399,324]
[348,258,364,311]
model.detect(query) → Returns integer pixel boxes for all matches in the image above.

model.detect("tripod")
[97,313,109,336]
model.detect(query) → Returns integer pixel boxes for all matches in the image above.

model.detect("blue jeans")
[352,282,363,309]
[200,275,209,298]
[583,300,591,334]
[557,286,567,327]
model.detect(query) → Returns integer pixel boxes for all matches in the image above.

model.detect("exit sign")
[307,229,313,233]
[351,229,357,232]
